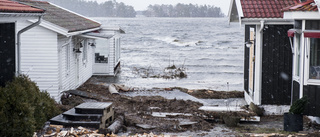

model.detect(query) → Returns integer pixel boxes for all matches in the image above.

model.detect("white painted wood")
[93,64,109,74]
[18,19,60,99]
[284,11,320,20]
[261,105,290,115]
[300,20,306,98]
[109,38,115,75]
[235,0,243,18]
[244,91,253,104]
[254,25,262,105]
[1,16,121,101]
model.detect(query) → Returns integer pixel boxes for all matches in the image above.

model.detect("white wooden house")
[0,0,123,101]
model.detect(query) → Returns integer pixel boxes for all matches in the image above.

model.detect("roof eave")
[284,11,320,19]
[0,12,44,17]
[29,19,102,37]
[101,27,125,34]
[68,27,102,37]
[29,19,69,35]
[228,0,243,23]
[241,18,294,25]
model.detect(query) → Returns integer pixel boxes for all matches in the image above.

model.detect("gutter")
[16,15,43,76]
[241,18,294,25]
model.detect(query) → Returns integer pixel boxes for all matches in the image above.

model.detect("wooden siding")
[78,38,94,86]
[18,19,60,99]
[292,80,300,103]
[303,85,320,117]
[59,36,94,93]
[0,17,95,100]
[0,23,15,87]
[261,25,293,105]
[109,38,115,75]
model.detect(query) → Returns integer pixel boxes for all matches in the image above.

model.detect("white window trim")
[293,33,301,78]
[293,76,300,82]
[305,37,320,85]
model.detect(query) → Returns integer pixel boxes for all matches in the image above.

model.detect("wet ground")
[57,77,320,136]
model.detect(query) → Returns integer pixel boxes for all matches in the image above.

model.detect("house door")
[248,27,255,97]
[0,23,15,87]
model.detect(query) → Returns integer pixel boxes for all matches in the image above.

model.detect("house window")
[309,38,320,79]
[306,20,320,30]
[295,34,301,77]
[95,39,109,63]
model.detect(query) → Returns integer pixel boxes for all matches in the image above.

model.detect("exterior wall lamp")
[73,48,82,54]
[245,39,254,48]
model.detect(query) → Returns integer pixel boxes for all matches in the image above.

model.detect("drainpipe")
[16,16,43,76]
[259,20,265,33]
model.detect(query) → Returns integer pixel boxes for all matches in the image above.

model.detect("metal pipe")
[259,20,265,32]
[16,16,43,76]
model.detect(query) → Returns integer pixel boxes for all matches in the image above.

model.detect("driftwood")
[109,84,131,94]
[106,116,124,134]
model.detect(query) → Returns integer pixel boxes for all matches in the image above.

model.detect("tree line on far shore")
[39,0,224,18]
[143,4,224,17]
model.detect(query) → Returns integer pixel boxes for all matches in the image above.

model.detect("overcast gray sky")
[92,0,231,15]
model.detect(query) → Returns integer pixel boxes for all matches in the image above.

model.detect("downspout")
[256,20,264,104]
[259,20,265,32]
[16,15,43,76]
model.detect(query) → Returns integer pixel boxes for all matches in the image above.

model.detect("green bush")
[289,96,308,114]
[0,75,61,137]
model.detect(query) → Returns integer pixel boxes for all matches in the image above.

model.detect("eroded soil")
[57,77,320,136]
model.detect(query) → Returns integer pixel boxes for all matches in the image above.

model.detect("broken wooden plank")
[135,124,157,130]
[199,106,245,112]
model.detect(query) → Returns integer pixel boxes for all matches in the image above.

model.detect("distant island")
[142,4,224,17]
[40,0,224,18]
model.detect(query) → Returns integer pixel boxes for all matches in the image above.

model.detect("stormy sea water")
[94,17,244,91]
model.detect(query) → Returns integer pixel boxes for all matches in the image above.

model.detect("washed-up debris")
[38,125,103,137]
[109,84,132,94]
[136,124,157,130]
[132,63,187,79]
[106,115,124,134]
[199,106,244,112]
[175,88,244,99]
[109,84,119,94]
[63,90,109,100]
[151,112,193,118]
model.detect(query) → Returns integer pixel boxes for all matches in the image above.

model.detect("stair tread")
[63,108,103,117]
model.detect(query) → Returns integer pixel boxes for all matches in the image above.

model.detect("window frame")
[293,33,301,81]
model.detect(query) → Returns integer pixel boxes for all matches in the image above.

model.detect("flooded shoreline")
[94,17,244,91]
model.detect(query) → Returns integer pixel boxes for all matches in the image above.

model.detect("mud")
[173,88,244,99]
[58,77,320,136]
[59,79,219,134]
